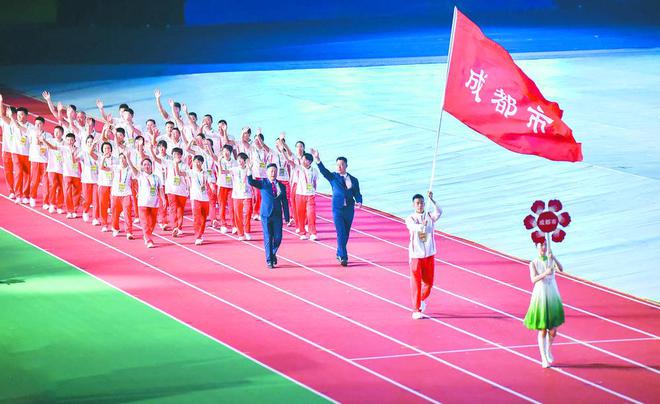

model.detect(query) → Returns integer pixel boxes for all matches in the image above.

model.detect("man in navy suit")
[248,163,291,268]
[311,148,362,267]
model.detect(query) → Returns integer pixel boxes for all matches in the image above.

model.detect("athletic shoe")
[244,233,252,241]
[133,218,140,224]
[295,228,301,234]
[220,226,228,234]
[66,213,73,219]
[8,193,15,199]
[541,359,550,368]
[212,219,219,228]
[21,197,29,204]
[14,197,20,204]
[172,228,178,237]
[273,256,278,265]
[266,262,274,269]
[126,233,134,240]
[194,238,203,246]
[57,208,64,214]
[238,236,245,241]
[29,198,36,207]
[231,227,238,234]
[112,229,120,237]
[287,219,295,227]
[412,312,425,320]
[340,259,348,267]
[43,204,49,210]
[72,213,78,219]
[146,241,154,248]
[101,226,109,232]
[177,229,184,236]
[49,206,55,214]
[300,235,308,240]
[83,213,89,222]
[310,234,318,241]
[252,214,260,221]
[92,219,100,226]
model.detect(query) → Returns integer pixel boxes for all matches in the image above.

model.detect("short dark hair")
[165,120,174,126]
[69,105,77,112]
[16,107,28,114]
[336,156,348,164]
[135,135,144,143]
[146,119,156,125]
[65,133,76,139]
[101,141,113,152]
[193,154,205,163]
[9,107,17,114]
[196,133,206,139]
[303,153,313,163]
[116,127,126,135]
[257,133,264,141]
[237,152,249,161]
[88,117,96,126]
[126,108,135,116]
[173,102,181,109]
[86,134,94,142]
[172,147,183,156]
[295,140,305,148]
[266,163,277,170]
[204,114,212,121]
[218,119,227,125]
[157,140,168,148]
[142,157,153,165]
[412,194,424,202]
[119,103,130,110]
[35,116,45,124]
[222,144,233,153]
[189,112,197,119]
[54,125,64,133]
[171,127,180,135]
[206,138,214,147]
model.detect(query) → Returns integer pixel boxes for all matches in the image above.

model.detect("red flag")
[443,9,583,162]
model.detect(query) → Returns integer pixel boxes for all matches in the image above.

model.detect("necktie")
[271,180,277,196]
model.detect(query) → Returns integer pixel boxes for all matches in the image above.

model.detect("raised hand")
[42,91,50,100]
[168,98,174,107]
[154,88,161,99]
[310,148,319,160]
[96,99,103,109]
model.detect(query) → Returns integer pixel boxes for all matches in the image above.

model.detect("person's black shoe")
[340,258,348,267]
[273,256,278,266]
[336,256,342,263]
[266,261,275,269]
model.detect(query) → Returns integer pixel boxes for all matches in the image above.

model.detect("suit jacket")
[317,161,363,211]
[247,175,290,222]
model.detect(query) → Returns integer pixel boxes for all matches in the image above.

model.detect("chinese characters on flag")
[443,9,583,162]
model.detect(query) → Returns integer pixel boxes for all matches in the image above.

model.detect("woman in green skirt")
[524,241,565,368]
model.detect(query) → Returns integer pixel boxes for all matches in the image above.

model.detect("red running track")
[1,91,659,402]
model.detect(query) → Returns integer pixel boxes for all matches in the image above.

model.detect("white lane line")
[350,337,659,362]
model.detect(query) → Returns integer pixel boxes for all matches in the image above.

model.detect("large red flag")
[443,9,583,162]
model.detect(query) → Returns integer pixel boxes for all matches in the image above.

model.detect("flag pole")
[429,6,458,192]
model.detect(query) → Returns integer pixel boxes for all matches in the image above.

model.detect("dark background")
[0,0,658,65]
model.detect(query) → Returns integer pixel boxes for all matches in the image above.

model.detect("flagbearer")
[405,191,442,320]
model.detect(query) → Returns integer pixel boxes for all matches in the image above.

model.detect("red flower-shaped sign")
[523,199,571,243]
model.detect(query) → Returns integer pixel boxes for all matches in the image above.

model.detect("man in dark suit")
[248,163,291,268]
[310,148,362,267]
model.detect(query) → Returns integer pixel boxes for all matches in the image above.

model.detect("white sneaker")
[72,213,77,219]
[133,218,140,224]
[49,206,55,213]
[8,192,15,199]
[295,228,301,234]
[310,234,318,241]
[29,198,36,207]
[195,238,203,245]
[92,219,100,226]
[300,235,308,240]
[231,227,238,234]
[14,197,20,204]
[57,208,64,214]
[420,300,427,313]
[244,233,252,241]
[238,236,245,241]
[101,226,109,232]
[541,359,550,368]
[66,213,73,219]
[252,214,260,221]
[126,233,134,240]
[43,204,49,210]
[112,229,120,237]
[211,219,219,228]
[177,229,184,236]
[412,312,425,320]
[83,213,89,222]
[146,241,154,248]
[220,226,228,234]
[21,197,29,204]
